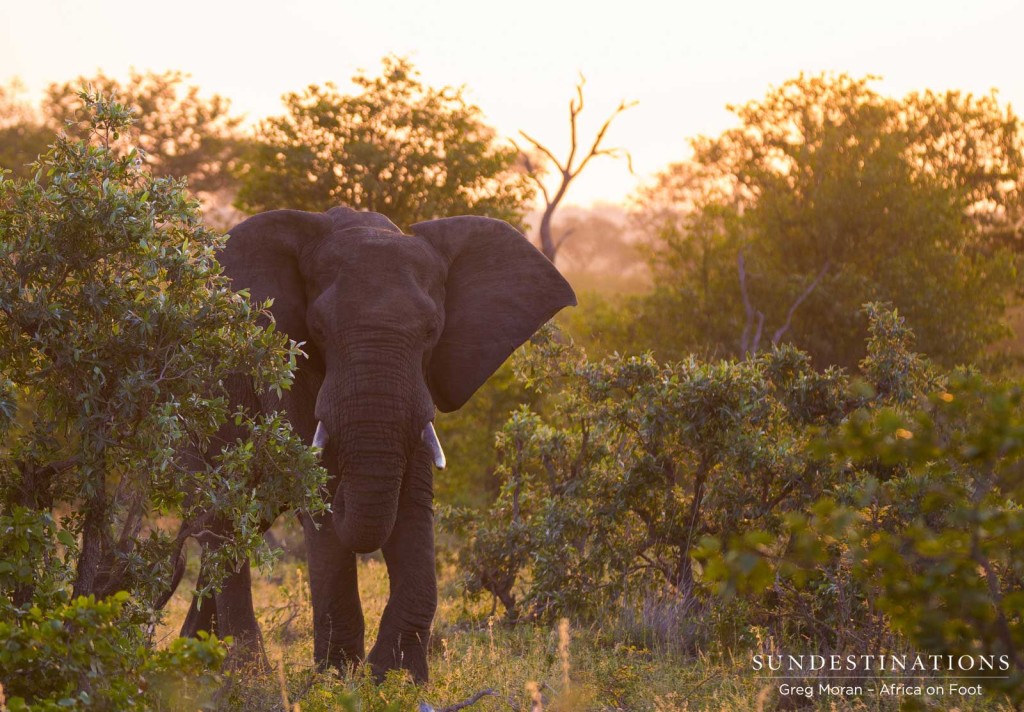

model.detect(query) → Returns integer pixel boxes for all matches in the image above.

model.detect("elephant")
[175,206,576,683]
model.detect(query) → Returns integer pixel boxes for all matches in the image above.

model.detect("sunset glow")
[2,0,1022,205]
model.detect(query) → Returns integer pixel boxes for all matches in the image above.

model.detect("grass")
[155,529,1014,712]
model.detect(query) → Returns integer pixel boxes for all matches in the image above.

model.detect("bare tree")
[515,76,636,262]
[738,247,831,357]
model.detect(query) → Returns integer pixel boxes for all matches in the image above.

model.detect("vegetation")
[0,93,324,708]
[234,56,532,230]
[628,73,1022,367]
[0,72,242,194]
[1,63,1023,710]
[459,310,1024,706]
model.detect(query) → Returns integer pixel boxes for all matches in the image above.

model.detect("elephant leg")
[183,543,268,672]
[180,592,217,638]
[212,558,269,671]
[180,557,217,638]
[367,459,437,683]
[301,510,365,672]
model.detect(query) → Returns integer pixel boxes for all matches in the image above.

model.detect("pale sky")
[2,0,1022,208]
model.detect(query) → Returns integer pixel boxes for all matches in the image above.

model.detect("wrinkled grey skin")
[177,207,576,682]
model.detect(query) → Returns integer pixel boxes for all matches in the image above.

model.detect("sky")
[2,0,1023,208]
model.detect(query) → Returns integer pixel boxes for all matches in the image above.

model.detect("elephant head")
[219,206,576,553]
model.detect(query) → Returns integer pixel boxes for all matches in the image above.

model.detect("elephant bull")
[174,206,576,683]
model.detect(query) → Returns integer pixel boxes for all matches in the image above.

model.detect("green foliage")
[0,591,226,711]
[0,509,72,611]
[815,373,1024,699]
[435,360,536,509]
[235,56,533,229]
[43,70,243,194]
[459,323,855,620]
[463,308,1024,702]
[0,72,242,192]
[0,92,326,707]
[633,73,1021,367]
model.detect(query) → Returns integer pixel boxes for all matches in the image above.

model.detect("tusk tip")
[423,422,447,470]
[312,421,328,449]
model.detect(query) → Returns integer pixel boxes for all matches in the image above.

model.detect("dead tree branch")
[771,259,831,346]
[424,687,521,712]
[739,248,830,357]
[738,249,765,356]
[514,75,636,263]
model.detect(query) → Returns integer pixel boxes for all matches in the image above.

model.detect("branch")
[566,75,584,170]
[771,260,831,346]
[93,487,149,598]
[552,227,576,252]
[527,176,552,204]
[575,99,638,176]
[422,688,520,712]
[518,78,635,263]
[152,511,214,611]
[738,249,755,355]
[517,130,564,173]
[751,310,765,355]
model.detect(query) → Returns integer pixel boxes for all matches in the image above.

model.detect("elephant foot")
[180,594,270,673]
[368,629,430,683]
[215,562,271,674]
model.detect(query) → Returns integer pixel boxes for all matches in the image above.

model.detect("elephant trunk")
[320,357,423,554]
[332,418,406,553]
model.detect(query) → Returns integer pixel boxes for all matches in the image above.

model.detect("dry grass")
[154,534,1014,712]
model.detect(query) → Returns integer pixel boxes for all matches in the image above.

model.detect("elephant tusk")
[422,422,446,470]
[312,421,328,449]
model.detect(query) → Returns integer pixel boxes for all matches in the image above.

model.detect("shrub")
[0,91,326,707]
[459,322,858,621]
[461,307,1023,703]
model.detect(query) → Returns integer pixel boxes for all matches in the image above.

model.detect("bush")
[0,588,225,711]
[461,306,1023,703]
[459,322,858,620]
[0,91,326,707]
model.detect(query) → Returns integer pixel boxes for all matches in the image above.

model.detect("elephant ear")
[220,209,332,349]
[412,216,577,412]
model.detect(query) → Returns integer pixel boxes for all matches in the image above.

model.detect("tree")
[516,76,635,262]
[634,74,1020,367]
[0,92,325,706]
[235,56,532,229]
[0,80,52,179]
[901,88,1024,251]
[43,69,244,195]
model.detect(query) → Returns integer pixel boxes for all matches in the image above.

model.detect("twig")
[423,688,520,712]
[681,670,721,699]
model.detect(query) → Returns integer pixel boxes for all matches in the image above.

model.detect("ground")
[155,525,1012,712]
